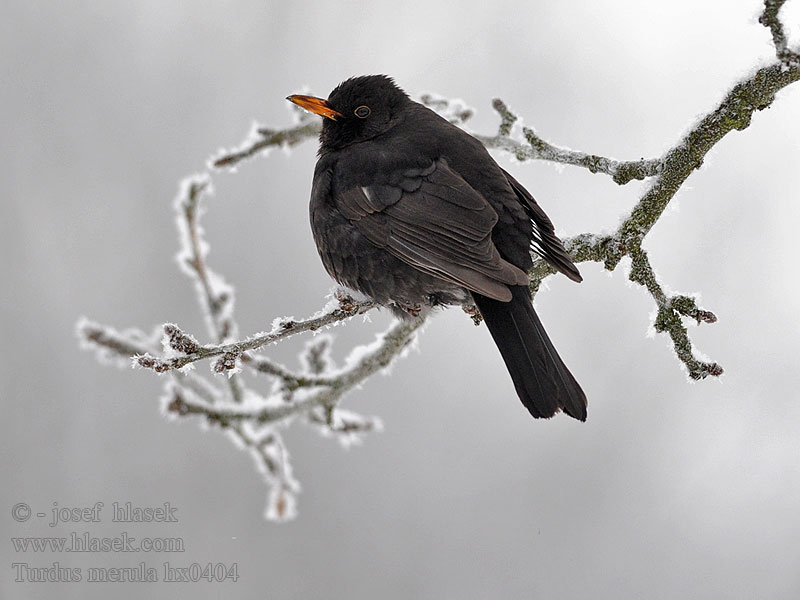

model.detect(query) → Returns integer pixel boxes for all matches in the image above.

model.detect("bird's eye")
[354,105,371,118]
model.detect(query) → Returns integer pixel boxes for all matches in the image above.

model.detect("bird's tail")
[473,286,587,421]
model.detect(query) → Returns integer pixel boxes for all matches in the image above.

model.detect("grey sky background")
[3,1,799,598]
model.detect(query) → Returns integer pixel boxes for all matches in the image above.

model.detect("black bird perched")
[287,75,587,421]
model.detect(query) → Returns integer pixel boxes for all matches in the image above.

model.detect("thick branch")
[523,55,798,375]
[606,61,800,270]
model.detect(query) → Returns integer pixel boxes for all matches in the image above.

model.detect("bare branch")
[211,121,321,170]
[627,243,723,380]
[307,406,384,447]
[134,297,377,373]
[77,3,800,520]
[475,99,663,185]
[76,318,156,367]
[79,177,420,520]
[523,50,799,374]
[607,62,800,271]
[418,93,475,124]
[760,0,800,68]
[175,175,236,342]
[161,317,423,426]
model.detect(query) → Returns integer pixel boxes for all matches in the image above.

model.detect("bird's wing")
[501,168,583,283]
[334,158,529,302]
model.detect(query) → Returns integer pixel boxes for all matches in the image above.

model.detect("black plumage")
[288,75,587,421]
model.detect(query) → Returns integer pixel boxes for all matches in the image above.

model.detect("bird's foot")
[333,289,358,314]
[462,303,483,326]
[394,301,422,318]
[404,303,422,318]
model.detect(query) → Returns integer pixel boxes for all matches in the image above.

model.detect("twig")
[211,121,321,170]
[476,99,663,185]
[163,317,423,425]
[627,243,722,379]
[760,0,800,68]
[134,298,377,373]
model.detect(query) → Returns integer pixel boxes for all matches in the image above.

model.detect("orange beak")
[286,94,343,120]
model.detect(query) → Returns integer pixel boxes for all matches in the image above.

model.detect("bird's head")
[287,75,409,151]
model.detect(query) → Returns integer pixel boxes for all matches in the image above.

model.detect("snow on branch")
[761,0,800,68]
[476,98,663,185]
[77,1,800,520]
[78,178,411,521]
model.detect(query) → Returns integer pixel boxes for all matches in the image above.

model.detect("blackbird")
[288,75,587,421]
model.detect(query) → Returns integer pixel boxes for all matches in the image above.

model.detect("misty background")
[3,1,799,598]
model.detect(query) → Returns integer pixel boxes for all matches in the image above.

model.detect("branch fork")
[78,1,799,520]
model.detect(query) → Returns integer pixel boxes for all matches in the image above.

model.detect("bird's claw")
[334,289,357,314]
[462,303,483,326]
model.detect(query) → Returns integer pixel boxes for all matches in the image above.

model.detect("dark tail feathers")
[473,286,587,421]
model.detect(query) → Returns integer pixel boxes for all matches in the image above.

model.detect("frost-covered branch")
[163,318,422,426]
[78,1,799,520]
[475,99,663,185]
[494,5,798,378]
[760,0,800,68]
[133,294,376,374]
[627,243,722,380]
[211,121,321,170]
[78,177,413,521]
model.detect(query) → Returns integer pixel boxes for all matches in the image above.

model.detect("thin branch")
[231,425,299,522]
[176,176,236,343]
[476,99,663,185]
[760,0,800,68]
[134,298,377,373]
[606,61,800,270]
[165,382,300,521]
[163,317,423,425]
[627,243,723,379]
[77,319,156,365]
[211,121,321,170]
